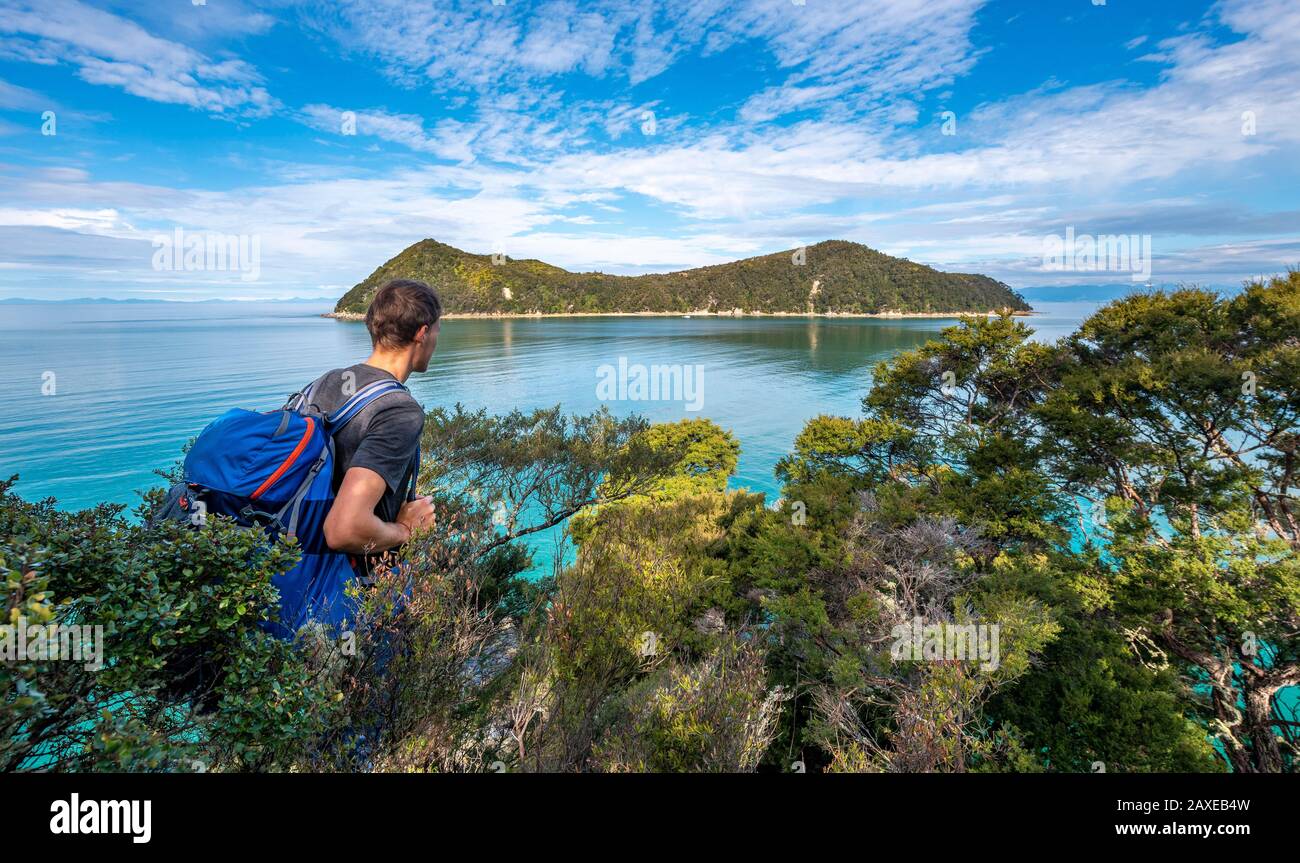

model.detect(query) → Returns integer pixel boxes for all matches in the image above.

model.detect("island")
[331,239,1031,319]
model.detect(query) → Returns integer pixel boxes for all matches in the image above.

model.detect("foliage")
[0,479,341,772]
[767,276,1297,772]
[591,634,787,773]
[6,275,1297,772]
[1034,275,1300,772]
[500,418,775,771]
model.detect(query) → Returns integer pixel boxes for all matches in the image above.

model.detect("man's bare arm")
[323,466,434,554]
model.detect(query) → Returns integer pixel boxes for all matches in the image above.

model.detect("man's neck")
[363,349,415,384]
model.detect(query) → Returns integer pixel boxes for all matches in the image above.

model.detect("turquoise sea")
[0,301,1096,512]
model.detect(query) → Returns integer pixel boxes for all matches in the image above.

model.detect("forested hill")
[333,239,1031,316]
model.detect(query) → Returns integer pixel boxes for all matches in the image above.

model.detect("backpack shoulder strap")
[325,379,410,434]
[404,445,422,502]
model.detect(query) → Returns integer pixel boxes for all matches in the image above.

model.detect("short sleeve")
[346,399,425,496]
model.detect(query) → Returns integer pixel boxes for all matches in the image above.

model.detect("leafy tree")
[503,418,778,771]
[767,302,1272,772]
[1036,276,1300,772]
[801,495,1059,772]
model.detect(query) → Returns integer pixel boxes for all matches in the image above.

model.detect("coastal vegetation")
[3,274,1296,773]
[333,239,1031,318]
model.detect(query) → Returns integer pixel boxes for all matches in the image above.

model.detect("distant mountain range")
[333,239,1031,317]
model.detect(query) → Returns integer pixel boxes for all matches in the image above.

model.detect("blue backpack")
[161,377,417,640]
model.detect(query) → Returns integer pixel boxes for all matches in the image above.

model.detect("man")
[311,278,439,562]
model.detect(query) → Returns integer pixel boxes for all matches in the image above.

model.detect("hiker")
[165,278,441,638]
[313,278,439,564]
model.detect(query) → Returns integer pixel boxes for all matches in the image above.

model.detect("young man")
[312,278,440,561]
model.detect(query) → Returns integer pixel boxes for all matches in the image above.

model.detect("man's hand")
[397,495,435,539]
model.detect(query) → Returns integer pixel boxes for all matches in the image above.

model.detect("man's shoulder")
[348,374,423,439]
[369,392,425,427]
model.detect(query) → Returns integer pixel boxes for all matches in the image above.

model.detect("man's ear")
[413,324,430,345]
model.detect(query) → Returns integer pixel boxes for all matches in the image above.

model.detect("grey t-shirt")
[303,363,424,524]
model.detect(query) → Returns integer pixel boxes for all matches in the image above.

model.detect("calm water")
[0,301,1094,512]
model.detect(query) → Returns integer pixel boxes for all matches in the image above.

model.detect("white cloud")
[299,104,479,162]
[291,0,1300,219]
[306,0,987,125]
[0,0,276,116]
[0,206,118,231]
[509,0,1300,217]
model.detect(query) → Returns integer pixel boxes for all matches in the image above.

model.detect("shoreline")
[324,308,1036,321]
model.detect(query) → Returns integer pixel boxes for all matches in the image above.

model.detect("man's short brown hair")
[365,279,442,348]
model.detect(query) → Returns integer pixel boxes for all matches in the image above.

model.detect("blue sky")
[0,0,1298,300]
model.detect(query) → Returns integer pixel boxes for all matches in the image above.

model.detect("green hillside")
[334,239,1030,316]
